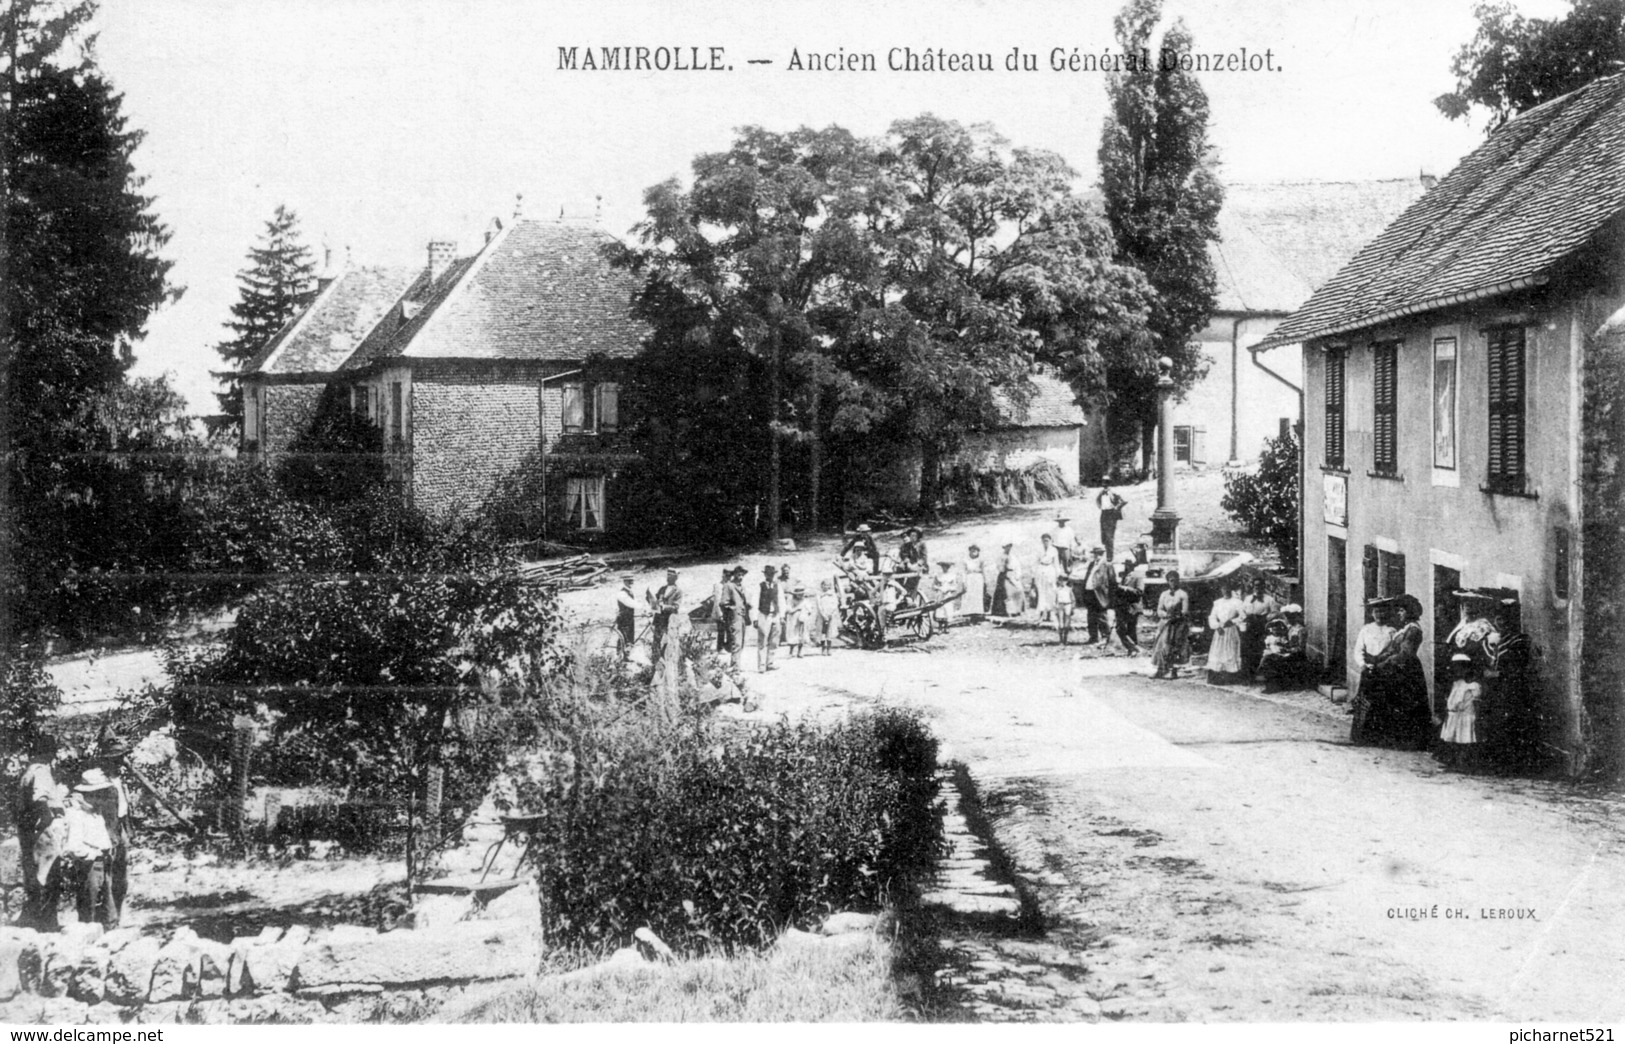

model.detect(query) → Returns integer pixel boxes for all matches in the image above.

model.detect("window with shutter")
[1325,349,1346,468]
[562,383,585,433]
[1362,544,1379,610]
[1380,550,1406,600]
[1192,427,1207,465]
[1486,327,1526,491]
[1373,342,1398,474]
[1174,426,1192,463]
[597,383,620,432]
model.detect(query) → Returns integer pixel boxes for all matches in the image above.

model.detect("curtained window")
[566,476,605,531]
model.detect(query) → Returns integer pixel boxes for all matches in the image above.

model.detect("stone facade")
[1300,289,1615,770]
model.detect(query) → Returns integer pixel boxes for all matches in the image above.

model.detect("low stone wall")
[0,914,540,1024]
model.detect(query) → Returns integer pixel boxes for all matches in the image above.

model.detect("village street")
[735,624,1625,1021]
[39,477,1625,1022]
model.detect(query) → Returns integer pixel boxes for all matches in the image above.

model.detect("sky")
[89,0,1573,416]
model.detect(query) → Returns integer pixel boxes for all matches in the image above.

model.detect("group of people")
[14,734,133,932]
[1193,575,1309,688]
[1351,591,1539,773]
[615,563,844,674]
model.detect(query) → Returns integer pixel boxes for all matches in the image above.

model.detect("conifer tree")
[211,205,316,433]
[1098,0,1224,476]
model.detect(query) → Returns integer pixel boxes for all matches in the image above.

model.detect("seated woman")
[1257,605,1309,693]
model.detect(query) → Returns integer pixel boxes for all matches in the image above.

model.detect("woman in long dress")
[1349,602,1397,746]
[1375,594,1432,750]
[991,541,1025,618]
[960,546,987,622]
[1034,534,1059,622]
[1150,571,1191,679]
[1206,582,1245,683]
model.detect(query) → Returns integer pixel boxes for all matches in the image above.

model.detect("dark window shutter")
[1325,350,1346,468]
[1363,544,1379,607]
[1373,343,1398,473]
[1384,551,1406,599]
[1487,328,1526,490]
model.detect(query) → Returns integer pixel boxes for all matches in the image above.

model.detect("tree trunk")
[919,440,942,520]
[768,325,782,539]
[808,385,822,533]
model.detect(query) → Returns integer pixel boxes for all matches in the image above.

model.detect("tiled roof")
[1212,179,1429,314]
[1264,72,1625,348]
[994,372,1086,428]
[245,266,416,376]
[346,219,647,368]
[341,257,478,370]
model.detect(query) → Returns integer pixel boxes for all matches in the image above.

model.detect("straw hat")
[76,767,116,792]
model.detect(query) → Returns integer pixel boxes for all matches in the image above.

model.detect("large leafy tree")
[1436,0,1625,128]
[610,125,883,536]
[211,204,316,434]
[1098,0,1224,475]
[2,0,182,643]
[858,116,1151,510]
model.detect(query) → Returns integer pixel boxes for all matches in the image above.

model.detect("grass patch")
[444,934,906,1022]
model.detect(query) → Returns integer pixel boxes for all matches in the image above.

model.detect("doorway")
[1327,536,1347,675]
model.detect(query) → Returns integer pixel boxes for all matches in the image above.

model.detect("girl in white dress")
[960,545,987,621]
[1034,533,1059,621]
[1206,582,1245,682]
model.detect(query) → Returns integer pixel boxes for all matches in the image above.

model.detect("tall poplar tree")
[211,204,316,434]
[1098,0,1224,475]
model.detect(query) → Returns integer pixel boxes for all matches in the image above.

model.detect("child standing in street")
[1053,572,1076,645]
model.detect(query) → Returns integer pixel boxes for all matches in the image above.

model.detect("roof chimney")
[427,239,456,282]
[1420,169,1438,191]
[316,240,340,293]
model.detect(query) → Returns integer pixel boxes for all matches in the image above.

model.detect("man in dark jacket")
[756,565,782,672]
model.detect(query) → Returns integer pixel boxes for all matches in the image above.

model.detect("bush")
[0,647,64,834]
[519,705,944,954]
[1221,429,1300,569]
[165,490,568,877]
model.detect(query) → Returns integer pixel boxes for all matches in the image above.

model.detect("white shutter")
[562,384,584,433]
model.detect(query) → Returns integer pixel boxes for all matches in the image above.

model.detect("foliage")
[0,646,61,835]
[2,9,181,647]
[273,384,388,505]
[613,117,1150,533]
[1436,0,1625,128]
[165,491,568,880]
[1097,0,1223,473]
[520,703,943,954]
[1220,428,1300,569]
[209,205,317,433]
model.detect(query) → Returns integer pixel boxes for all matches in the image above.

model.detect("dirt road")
[743,619,1625,1022]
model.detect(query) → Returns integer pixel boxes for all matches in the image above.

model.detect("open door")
[1327,536,1347,676]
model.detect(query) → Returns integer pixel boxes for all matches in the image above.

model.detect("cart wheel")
[914,611,935,640]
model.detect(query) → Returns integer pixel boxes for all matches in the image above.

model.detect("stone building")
[241,216,645,541]
[1259,72,1625,774]
[1081,178,1429,476]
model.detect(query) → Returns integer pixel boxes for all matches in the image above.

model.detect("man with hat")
[1113,554,1144,654]
[756,564,782,672]
[721,566,752,666]
[709,568,731,654]
[14,733,66,930]
[614,574,640,658]
[1079,545,1116,646]
[648,569,683,662]
[1052,513,1080,572]
[841,524,880,574]
[69,758,131,929]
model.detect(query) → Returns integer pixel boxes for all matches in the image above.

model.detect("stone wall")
[411,368,546,519]
[0,915,539,1025]
[259,383,325,457]
[1581,317,1625,778]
